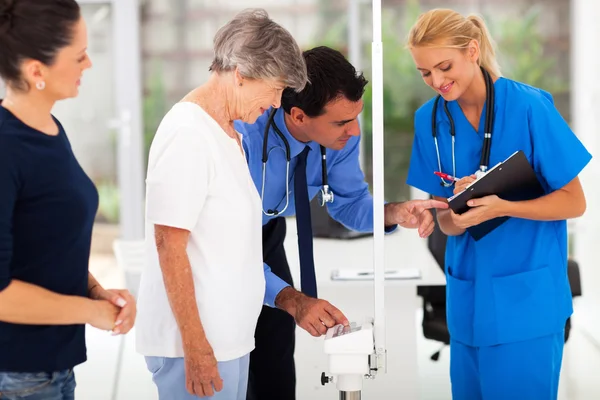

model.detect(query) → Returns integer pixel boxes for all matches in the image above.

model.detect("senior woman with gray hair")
[135,9,307,400]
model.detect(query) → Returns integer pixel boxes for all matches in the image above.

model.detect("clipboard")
[448,150,545,241]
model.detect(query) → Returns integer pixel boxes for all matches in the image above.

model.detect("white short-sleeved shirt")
[135,102,265,361]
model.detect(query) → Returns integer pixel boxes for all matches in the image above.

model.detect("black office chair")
[417,210,582,361]
[310,198,371,240]
[417,213,450,361]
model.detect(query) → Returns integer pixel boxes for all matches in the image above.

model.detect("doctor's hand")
[450,194,508,229]
[453,175,477,195]
[275,287,349,337]
[385,199,448,238]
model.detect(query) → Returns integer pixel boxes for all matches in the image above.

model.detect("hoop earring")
[36,81,46,90]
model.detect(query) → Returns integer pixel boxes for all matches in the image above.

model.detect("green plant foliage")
[143,61,168,168]
[313,0,428,201]
[490,6,567,95]
[313,0,567,201]
[98,63,166,225]
[96,180,120,223]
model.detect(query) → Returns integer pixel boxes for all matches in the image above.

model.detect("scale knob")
[320,372,332,386]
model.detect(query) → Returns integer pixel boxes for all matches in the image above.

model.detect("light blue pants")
[145,354,249,400]
[450,331,564,400]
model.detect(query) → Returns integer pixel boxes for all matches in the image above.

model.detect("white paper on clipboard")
[330,268,421,281]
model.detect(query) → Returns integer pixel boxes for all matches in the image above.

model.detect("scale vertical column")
[371,0,386,367]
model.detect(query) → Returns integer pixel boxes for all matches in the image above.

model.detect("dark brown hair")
[0,0,81,91]
[281,46,368,117]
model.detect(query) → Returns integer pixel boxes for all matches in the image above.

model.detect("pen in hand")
[453,175,478,196]
[434,171,459,182]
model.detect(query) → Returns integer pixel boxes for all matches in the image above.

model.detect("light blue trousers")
[145,354,249,400]
[450,331,564,400]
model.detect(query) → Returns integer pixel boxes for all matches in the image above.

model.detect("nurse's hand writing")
[450,195,508,229]
[184,340,223,397]
[275,287,349,337]
[453,174,477,195]
[385,199,448,238]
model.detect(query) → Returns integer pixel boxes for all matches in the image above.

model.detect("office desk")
[283,219,446,399]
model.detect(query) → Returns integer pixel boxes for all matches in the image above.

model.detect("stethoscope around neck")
[261,108,334,216]
[432,66,495,187]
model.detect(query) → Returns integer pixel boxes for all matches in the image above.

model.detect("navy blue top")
[0,105,99,372]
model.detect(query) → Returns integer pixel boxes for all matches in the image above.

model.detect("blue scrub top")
[407,78,592,347]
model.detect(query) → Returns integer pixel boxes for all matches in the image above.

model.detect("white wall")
[142,0,321,105]
[572,0,600,339]
[53,4,117,182]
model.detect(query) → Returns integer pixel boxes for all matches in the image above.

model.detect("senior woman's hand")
[89,286,137,335]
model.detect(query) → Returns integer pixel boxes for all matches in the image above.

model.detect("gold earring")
[239,82,243,87]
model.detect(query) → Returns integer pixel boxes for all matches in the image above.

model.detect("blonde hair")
[407,9,501,78]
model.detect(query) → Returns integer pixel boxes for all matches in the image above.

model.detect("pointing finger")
[421,199,449,210]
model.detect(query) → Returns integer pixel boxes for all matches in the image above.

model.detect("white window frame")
[78,0,145,240]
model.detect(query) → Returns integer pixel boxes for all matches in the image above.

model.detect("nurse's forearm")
[431,196,465,236]
[154,225,211,351]
[502,178,586,221]
[436,209,466,236]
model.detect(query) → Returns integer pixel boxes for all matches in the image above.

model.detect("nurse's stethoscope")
[431,67,495,187]
[261,108,334,216]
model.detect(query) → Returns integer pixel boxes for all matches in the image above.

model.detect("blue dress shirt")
[235,107,385,306]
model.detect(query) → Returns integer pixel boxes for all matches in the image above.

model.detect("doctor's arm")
[323,136,377,232]
[326,136,446,236]
[264,263,349,336]
[384,199,448,237]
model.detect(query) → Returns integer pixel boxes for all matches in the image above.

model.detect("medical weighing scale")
[320,1,388,398]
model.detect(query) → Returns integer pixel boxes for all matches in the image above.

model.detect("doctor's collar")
[273,107,317,157]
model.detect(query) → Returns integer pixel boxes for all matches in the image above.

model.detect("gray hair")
[210,9,307,91]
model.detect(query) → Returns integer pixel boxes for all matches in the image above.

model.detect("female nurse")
[405,8,591,400]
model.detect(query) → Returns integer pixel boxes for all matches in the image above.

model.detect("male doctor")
[235,46,447,400]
